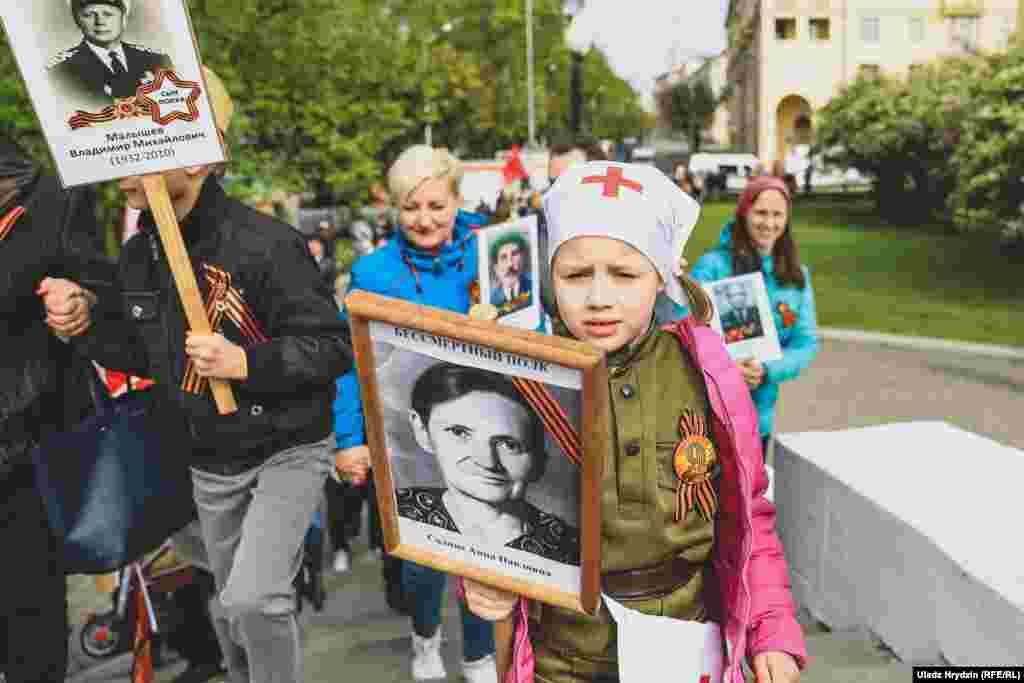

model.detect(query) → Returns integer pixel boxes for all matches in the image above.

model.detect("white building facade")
[726,0,1019,165]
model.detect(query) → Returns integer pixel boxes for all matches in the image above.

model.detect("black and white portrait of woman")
[395,362,580,566]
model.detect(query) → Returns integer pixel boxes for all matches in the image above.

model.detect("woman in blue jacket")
[333,145,497,683]
[690,176,818,455]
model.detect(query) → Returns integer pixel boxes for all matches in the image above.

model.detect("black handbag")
[30,366,196,574]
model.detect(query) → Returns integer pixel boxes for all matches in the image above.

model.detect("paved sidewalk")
[775,338,1024,450]
[64,336,1023,682]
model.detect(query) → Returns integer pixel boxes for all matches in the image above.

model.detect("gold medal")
[672,409,718,523]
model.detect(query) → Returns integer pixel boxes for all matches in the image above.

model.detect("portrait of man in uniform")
[716,280,764,342]
[489,231,533,317]
[47,0,172,108]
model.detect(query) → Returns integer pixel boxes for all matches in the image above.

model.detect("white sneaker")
[462,653,498,683]
[411,629,447,680]
[332,549,350,573]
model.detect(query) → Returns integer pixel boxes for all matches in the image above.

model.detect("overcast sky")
[569,0,730,108]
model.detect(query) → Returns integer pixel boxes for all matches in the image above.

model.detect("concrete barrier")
[774,422,1024,665]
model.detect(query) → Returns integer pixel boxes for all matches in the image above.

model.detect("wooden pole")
[140,174,237,415]
[494,612,516,683]
[467,302,517,682]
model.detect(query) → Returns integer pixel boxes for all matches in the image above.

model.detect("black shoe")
[309,565,327,612]
[172,661,226,683]
[384,579,410,616]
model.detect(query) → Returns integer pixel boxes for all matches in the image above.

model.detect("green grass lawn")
[685,197,1024,348]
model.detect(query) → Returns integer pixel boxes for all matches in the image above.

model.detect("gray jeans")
[191,436,334,683]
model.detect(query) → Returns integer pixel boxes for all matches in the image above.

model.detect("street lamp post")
[570,52,583,135]
[422,21,454,148]
[564,0,586,135]
[527,0,536,148]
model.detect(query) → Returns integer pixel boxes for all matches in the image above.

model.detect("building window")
[861,16,881,44]
[994,14,1012,50]
[950,16,978,51]
[908,16,926,43]
[809,17,831,41]
[775,17,797,41]
[858,64,881,80]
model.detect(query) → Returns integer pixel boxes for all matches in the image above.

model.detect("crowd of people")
[1,58,823,683]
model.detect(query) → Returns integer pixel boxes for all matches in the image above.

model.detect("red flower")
[778,302,797,328]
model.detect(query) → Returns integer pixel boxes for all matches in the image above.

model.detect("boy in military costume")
[463,162,806,683]
[48,0,172,108]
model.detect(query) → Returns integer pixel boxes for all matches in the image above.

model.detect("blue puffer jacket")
[333,211,482,450]
[690,221,818,437]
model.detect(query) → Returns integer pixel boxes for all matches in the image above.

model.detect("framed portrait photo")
[0,0,226,187]
[345,290,609,615]
[476,215,542,331]
[703,272,783,363]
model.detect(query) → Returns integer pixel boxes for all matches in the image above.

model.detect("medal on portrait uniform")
[778,302,797,328]
[672,409,718,523]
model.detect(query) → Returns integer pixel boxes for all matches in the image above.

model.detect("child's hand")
[737,358,765,389]
[38,277,94,338]
[335,446,371,485]
[464,578,517,621]
[184,332,247,380]
[752,651,800,682]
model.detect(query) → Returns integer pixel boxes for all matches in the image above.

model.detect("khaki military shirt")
[534,329,718,674]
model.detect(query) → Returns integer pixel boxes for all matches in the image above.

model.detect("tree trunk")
[874,171,905,222]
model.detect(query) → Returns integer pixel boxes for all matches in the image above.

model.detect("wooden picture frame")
[346,290,608,616]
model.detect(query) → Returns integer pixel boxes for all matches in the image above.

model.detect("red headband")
[736,176,792,220]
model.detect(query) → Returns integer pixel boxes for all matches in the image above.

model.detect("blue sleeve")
[332,266,367,450]
[333,368,366,450]
[764,268,818,384]
[689,249,730,284]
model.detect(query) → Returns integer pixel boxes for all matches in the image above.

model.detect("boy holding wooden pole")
[42,69,352,683]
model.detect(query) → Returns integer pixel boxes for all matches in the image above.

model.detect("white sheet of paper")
[603,595,724,683]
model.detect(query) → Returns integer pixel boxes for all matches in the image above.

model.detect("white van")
[689,152,761,177]
[630,146,656,165]
[688,152,762,195]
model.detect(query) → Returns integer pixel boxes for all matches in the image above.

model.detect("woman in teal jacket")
[690,176,818,453]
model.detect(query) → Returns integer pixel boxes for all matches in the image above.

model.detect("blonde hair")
[678,271,714,324]
[387,145,463,204]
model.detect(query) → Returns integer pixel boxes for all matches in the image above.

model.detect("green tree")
[814,64,966,224]
[188,0,414,205]
[659,77,717,153]
[947,45,1024,245]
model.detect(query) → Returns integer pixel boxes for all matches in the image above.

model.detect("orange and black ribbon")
[0,206,25,242]
[510,377,582,468]
[129,575,154,683]
[672,409,719,523]
[182,264,268,395]
[69,97,152,130]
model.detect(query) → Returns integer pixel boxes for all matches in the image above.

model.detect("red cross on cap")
[581,166,643,198]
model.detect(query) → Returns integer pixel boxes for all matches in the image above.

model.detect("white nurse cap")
[542,161,701,306]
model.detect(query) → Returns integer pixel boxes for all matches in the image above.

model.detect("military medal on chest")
[672,409,719,523]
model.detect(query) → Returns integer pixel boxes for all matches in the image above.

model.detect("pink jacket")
[473,317,808,683]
